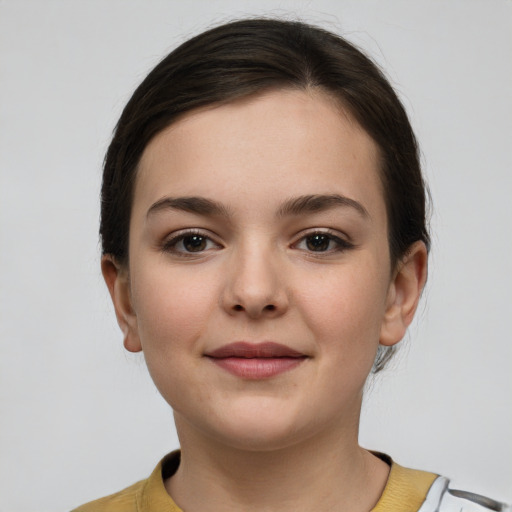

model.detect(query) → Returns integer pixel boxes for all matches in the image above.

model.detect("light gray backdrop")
[1,1,511,511]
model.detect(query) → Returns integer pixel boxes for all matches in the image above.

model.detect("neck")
[165,414,390,512]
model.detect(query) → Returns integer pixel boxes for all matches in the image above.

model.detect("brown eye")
[294,231,354,254]
[163,231,220,256]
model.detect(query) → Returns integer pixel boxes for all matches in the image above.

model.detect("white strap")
[418,476,449,512]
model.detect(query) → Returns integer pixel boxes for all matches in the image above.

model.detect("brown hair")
[100,18,430,371]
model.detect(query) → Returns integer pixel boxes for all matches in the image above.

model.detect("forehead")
[135,89,385,222]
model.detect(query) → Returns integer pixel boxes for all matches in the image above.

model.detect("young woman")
[73,18,510,512]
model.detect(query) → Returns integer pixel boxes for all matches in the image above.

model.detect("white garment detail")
[417,476,511,512]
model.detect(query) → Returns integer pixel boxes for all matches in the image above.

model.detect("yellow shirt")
[72,451,438,512]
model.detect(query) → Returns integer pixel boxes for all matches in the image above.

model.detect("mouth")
[205,342,308,379]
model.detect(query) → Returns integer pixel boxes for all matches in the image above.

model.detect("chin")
[194,400,324,452]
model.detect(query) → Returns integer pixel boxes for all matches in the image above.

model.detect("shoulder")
[70,479,145,512]
[70,452,181,512]
[420,475,511,512]
[374,453,510,512]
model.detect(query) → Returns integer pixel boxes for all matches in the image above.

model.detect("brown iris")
[306,234,331,251]
[182,235,207,252]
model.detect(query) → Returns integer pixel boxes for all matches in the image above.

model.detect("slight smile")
[205,342,308,379]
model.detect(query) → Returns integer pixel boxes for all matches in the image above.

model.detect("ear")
[101,255,142,353]
[379,241,428,347]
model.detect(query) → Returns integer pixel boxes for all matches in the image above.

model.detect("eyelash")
[161,229,354,256]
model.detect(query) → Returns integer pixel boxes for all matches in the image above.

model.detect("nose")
[221,243,289,319]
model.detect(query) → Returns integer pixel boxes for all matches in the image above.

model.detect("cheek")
[130,262,218,355]
[296,257,389,355]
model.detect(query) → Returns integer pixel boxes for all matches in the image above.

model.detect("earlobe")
[101,255,142,353]
[380,241,428,347]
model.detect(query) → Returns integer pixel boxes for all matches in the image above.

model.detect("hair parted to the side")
[100,18,430,372]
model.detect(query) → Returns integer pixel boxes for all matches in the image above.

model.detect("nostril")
[230,303,278,314]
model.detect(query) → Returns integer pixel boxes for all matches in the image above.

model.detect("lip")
[205,342,307,379]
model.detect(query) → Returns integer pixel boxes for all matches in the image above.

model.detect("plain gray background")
[1,1,511,510]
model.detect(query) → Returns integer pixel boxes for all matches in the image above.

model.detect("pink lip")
[205,342,307,379]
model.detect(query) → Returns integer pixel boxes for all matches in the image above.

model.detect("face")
[105,89,425,451]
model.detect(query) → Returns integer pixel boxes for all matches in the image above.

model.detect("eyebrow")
[147,196,232,219]
[146,193,369,220]
[277,194,369,219]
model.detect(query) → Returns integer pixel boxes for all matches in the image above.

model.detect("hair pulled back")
[100,18,430,372]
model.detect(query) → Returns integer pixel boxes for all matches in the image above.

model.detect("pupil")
[307,234,329,251]
[184,236,206,252]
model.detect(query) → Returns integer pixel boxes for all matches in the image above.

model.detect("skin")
[103,89,428,512]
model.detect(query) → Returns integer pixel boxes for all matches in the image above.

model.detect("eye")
[162,230,221,255]
[294,231,353,253]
